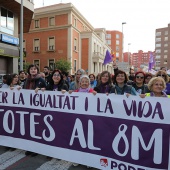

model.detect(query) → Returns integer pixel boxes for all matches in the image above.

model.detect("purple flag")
[148,52,155,71]
[103,50,113,65]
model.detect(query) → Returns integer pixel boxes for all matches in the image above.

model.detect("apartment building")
[0,0,34,74]
[24,3,112,75]
[155,24,170,70]
[106,30,123,62]
[131,50,153,70]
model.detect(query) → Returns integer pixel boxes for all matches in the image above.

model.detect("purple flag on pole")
[148,52,155,71]
[103,50,113,65]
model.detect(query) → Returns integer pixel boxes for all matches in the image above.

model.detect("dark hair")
[27,64,39,75]
[145,72,152,79]
[3,74,8,80]
[62,71,68,77]
[44,66,50,70]
[6,73,19,86]
[49,69,63,85]
[19,70,25,75]
[100,71,112,85]
[89,74,95,79]
[71,75,75,78]
[113,70,128,84]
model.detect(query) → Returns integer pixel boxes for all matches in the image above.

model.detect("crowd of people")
[1,63,169,98]
[0,63,170,165]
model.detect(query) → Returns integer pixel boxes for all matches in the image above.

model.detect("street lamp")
[122,22,126,62]
[20,0,23,71]
[128,43,131,68]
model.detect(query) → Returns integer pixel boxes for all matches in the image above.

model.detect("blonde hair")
[147,77,166,91]
[155,70,169,83]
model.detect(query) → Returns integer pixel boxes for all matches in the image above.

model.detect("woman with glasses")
[144,72,153,84]
[94,71,114,93]
[140,77,170,98]
[155,70,170,95]
[128,71,150,95]
[110,70,137,96]
[46,69,68,91]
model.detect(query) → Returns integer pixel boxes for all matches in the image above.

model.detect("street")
[0,146,99,170]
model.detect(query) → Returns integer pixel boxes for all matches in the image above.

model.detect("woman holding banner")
[23,64,46,92]
[155,70,170,95]
[23,64,46,156]
[144,77,170,98]
[94,71,114,94]
[110,70,137,96]
[127,71,150,95]
[46,69,68,92]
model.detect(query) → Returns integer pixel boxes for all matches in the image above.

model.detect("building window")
[1,7,14,33]
[116,53,119,57]
[23,40,26,51]
[74,38,78,51]
[164,37,168,41]
[164,60,167,64]
[49,17,55,26]
[106,40,111,45]
[155,55,160,59]
[74,18,77,27]
[116,40,119,45]
[93,62,96,72]
[35,20,39,28]
[48,37,55,50]
[49,59,55,70]
[94,43,96,52]
[156,49,161,53]
[164,43,168,47]
[155,38,161,42]
[34,39,40,51]
[116,46,119,51]
[116,34,120,39]
[155,43,161,47]
[164,55,167,59]
[165,31,168,35]
[34,60,40,68]
[106,34,111,39]
[74,60,77,72]
[156,32,161,36]
[164,50,168,53]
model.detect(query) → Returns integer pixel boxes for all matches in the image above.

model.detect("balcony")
[1,0,34,33]
[93,52,104,60]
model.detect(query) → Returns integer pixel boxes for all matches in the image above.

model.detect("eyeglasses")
[157,74,165,77]
[53,74,60,77]
[136,76,144,79]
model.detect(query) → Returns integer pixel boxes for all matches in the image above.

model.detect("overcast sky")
[34,0,170,53]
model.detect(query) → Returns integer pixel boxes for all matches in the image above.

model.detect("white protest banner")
[0,89,170,170]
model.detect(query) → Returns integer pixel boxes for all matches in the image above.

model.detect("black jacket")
[46,80,68,91]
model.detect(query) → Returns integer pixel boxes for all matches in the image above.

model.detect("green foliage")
[23,62,30,72]
[55,59,71,72]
